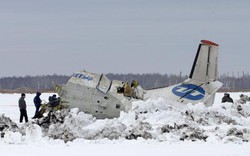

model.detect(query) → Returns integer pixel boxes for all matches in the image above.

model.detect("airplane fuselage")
[56,40,222,119]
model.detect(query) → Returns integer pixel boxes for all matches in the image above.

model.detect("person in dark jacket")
[48,94,60,107]
[18,93,28,123]
[32,92,42,119]
[222,93,234,103]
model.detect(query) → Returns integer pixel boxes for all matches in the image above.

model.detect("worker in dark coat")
[48,94,60,107]
[18,93,28,123]
[222,93,234,103]
[32,92,42,119]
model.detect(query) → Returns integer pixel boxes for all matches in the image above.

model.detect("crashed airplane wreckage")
[55,40,223,119]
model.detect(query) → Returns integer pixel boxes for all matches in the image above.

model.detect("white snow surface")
[0,92,250,156]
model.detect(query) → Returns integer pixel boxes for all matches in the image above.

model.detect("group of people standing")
[18,92,60,123]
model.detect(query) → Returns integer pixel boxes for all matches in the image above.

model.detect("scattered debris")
[1,99,250,143]
[0,114,19,138]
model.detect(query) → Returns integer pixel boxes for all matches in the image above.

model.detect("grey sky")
[1,0,250,77]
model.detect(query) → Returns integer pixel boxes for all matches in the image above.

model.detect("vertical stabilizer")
[187,40,222,105]
[189,40,219,83]
[145,40,223,106]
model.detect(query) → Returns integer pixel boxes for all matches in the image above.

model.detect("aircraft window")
[116,104,120,109]
[96,74,112,94]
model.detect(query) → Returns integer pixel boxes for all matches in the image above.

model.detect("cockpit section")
[96,74,112,94]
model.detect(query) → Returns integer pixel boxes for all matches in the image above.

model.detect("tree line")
[0,73,249,92]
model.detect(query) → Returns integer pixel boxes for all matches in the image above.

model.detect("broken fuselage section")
[55,71,144,119]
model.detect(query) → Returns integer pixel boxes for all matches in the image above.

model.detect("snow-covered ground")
[1,92,250,156]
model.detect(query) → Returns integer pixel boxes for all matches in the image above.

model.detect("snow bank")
[25,124,43,142]
[1,93,250,145]
[30,98,250,143]
[0,114,21,143]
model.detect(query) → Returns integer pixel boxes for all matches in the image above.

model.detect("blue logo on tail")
[172,84,205,100]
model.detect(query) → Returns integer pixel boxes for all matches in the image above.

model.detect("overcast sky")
[1,0,250,77]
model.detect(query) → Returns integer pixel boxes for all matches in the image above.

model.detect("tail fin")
[189,40,219,83]
[186,40,222,105]
[146,40,222,107]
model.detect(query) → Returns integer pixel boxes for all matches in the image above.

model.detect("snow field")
[1,92,250,156]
